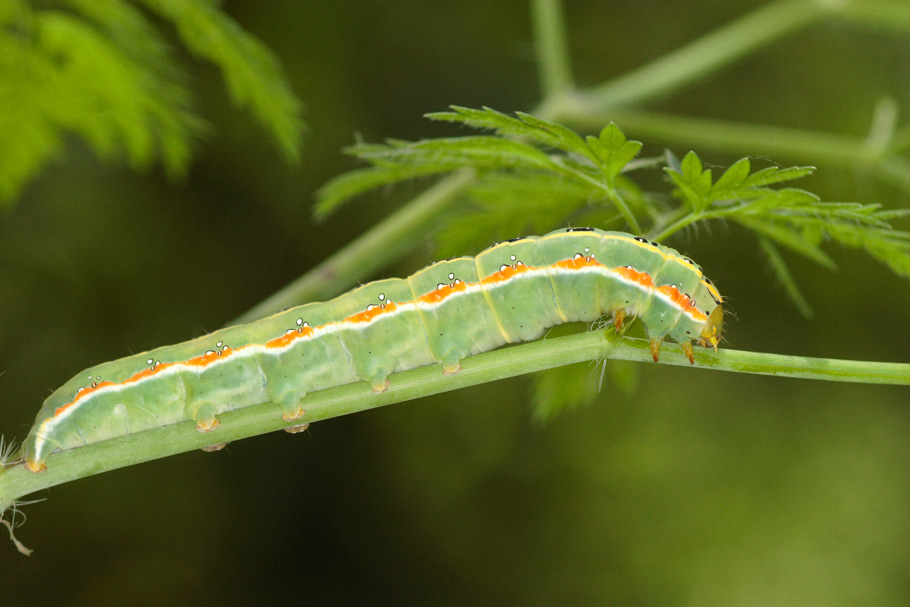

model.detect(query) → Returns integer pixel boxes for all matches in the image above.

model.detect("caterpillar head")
[698,304,723,351]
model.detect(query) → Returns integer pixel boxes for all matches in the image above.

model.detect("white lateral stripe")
[36,260,710,455]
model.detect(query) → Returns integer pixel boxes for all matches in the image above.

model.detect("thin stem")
[569,108,868,164]
[551,159,643,234]
[531,0,574,99]
[231,169,475,324]
[606,185,642,235]
[563,107,910,195]
[836,0,910,31]
[578,0,826,111]
[5,332,910,514]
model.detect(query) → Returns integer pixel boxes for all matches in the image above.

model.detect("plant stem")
[837,0,910,30]
[531,0,574,99]
[570,108,866,163]
[565,107,910,194]
[577,0,826,111]
[4,332,910,514]
[230,169,475,324]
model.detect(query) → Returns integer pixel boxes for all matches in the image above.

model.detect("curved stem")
[230,169,475,324]
[582,0,828,110]
[578,0,826,111]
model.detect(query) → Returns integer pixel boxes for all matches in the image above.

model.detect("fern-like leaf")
[0,0,304,204]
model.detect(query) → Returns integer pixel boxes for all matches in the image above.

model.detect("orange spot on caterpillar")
[657,284,708,322]
[418,280,468,305]
[614,266,654,288]
[185,350,222,368]
[555,255,599,271]
[482,263,531,286]
[266,325,314,349]
[347,301,398,324]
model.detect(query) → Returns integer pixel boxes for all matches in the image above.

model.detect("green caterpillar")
[22,228,723,472]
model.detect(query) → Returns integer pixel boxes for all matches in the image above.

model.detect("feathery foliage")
[0,0,304,204]
[317,106,910,320]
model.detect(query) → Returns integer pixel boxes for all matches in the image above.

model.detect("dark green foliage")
[0,0,304,203]
[317,106,910,326]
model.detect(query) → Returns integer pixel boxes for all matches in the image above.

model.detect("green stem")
[565,107,910,195]
[837,0,910,30]
[569,108,869,164]
[577,0,826,111]
[230,169,475,324]
[551,160,643,234]
[606,184,642,235]
[5,332,910,515]
[531,0,574,99]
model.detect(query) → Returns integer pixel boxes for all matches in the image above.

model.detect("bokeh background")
[3,1,910,604]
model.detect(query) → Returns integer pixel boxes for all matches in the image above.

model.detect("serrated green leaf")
[584,124,642,181]
[758,237,814,319]
[0,0,304,204]
[663,151,713,212]
[314,165,451,219]
[680,150,703,179]
[140,0,304,162]
[354,136,556,171]
[514,111,597,162]
[711,157,751,198]
[742,165,815,188]
[434,172,595,256]
[665,168,704,211]
[736,217,837,269]
[664,149,682,173]
[599,122,627,148]
[426,105,525,133]
[682,152,713,194]
[427,106,597,163]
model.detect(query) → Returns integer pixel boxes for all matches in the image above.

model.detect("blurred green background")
[3,1,910,604]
